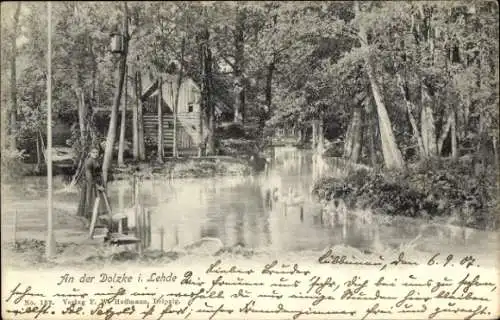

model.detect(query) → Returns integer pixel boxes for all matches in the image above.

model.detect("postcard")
[2,1,499,319]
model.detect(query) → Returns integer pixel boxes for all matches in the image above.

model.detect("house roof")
[141,71,233,116]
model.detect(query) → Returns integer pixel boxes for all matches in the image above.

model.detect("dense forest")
[1,2,498,228]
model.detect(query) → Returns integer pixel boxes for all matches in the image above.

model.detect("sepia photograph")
[1,1,499,319]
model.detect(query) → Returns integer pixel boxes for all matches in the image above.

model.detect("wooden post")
[137,205,143,254]
[198,101,204,158]
[146,208,151,247]
[88,197,101,239]
[139,206,146,250]
[157,77,164,162]
[159,226,165,252]
[35,134,42,172]
[141,206,147,249]
[175,226,179,246]
[13,210,17,247]
[133,175,140,251]
[172,82,178,158]
[46,1,56,258]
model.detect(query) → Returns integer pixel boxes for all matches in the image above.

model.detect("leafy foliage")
[313,159,498,230]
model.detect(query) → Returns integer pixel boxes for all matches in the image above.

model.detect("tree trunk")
[450,111,457,159]
[198,102,204,158]
[157,77,164,162]
[77,88,86,143]
[367,105,377,167]
[102,2,128,185]
[132,65,139,161]
[356,1,404,169]
[492,136,498,168]
[361,95,377,166]
[90,47,97,108]
[233,10,245,124]
[437,111,453,155]
[343,106,362,163]
[318,115,325,152]
[203,29,215,156]
[9,2,21,150]
[173,37,186,158]
[420,83,437,157]
[258,60,275,132]
[361,95,378,166]
[36,134,42,172]
[70,87,88,188]
[343,115,353,159]
[197,33,205,157]
[118,64,128,166]
[351,110,363,163]
[312,120,318,149]
[396,73,425,158]
[265,60,275,114]
[366,63,404,169]
[74,86,90,179]
[136,65,145,161]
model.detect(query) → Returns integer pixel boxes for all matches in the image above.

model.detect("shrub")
[1,148,27,181]
[215,123,246,140]
[313,158,498,230]
[218,138,259,157]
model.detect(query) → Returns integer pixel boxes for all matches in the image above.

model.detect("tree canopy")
[1,1,498,168]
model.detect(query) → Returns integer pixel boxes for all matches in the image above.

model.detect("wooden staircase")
[143,114,199,156]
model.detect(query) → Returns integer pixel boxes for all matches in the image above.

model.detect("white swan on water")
[321,198,348,227]
[283,187,304,206]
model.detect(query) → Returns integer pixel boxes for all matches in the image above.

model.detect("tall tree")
[172,37,186,158]
[117,64,128,166]
[134,58,146,161]
[102,2,128,184]
[131,62,139,161]
[355,2,404,169]
[233,9,246,124]
[8,2,22,150]
[201,27,216,155]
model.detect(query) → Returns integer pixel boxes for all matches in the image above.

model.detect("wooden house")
[140,72,232,157]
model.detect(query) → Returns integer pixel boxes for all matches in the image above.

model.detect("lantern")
[110,32,124,53]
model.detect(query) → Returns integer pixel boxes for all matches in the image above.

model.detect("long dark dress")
[77,157,105,221]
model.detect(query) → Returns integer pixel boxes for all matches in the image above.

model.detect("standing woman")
[77,146,105,221]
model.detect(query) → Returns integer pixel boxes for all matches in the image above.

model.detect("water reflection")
[2,147,492,255]
[101,148,384,252]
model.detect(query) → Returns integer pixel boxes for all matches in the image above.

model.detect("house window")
[188,103,194,113]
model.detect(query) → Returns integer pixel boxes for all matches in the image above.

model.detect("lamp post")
[110,32,124,54]
[46,1,56,259]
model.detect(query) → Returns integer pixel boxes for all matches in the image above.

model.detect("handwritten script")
[2,251,498,320]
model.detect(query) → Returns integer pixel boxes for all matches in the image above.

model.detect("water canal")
[2,147,497,262]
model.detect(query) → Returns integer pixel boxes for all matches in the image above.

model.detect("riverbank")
[3,220,498,270]
[4,155,263,183]
[110,156,257,181]
[313,157,499,231]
